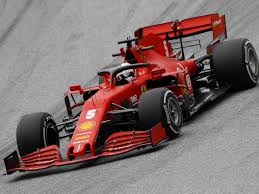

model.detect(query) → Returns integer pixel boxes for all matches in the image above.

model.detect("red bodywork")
[4,13,227,174]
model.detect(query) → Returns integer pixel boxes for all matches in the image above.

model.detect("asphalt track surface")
[0,0,259,193]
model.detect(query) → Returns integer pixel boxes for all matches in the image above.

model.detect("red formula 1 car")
[4,13,259,175]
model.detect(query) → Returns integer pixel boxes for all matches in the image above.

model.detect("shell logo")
[79,121,96,131]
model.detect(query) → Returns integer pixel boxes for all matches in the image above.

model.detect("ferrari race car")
[4,13,258,175]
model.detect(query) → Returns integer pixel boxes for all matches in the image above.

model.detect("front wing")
[4,122,168,175]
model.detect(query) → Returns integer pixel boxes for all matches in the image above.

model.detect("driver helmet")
[120,62,133,78]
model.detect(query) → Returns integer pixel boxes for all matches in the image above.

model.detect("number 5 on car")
[86,109,96,119]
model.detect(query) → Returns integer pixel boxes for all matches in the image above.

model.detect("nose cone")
[66,95,109,160]
[73,143,87,157]
[66,86,111,160]
[67,120,96,158]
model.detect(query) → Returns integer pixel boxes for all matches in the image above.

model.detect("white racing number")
[86,109,96,119]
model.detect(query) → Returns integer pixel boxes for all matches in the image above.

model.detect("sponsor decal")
[86,109,96,119]
[185,75,191,87]
[76,131,92,136]
[213,19,221,27]
[141,85,147,93]
[130,94,138,104]
[75,135,90,141]
[72,140,88,144]
[79,121,96,131]
[138,70,146,76]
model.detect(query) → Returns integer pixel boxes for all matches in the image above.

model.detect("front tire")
[213,38,259,90]
[138,88,183,139]
[16,112,59,157]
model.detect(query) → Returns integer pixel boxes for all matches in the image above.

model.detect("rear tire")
[138,88,183,139]
[212,38,259,90]
[16,112,59,157]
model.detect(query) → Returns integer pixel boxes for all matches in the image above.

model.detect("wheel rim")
[248,48,258,76]
[167,97,179,125]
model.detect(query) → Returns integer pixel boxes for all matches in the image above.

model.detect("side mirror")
[152,68,165,80]
[69,84,83,94]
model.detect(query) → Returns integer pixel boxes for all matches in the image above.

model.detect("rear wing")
[134,13,227,54]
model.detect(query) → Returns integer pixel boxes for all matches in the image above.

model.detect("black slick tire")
[16,112,59,157]
[213,38,259,90]
[138,88,183,139]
